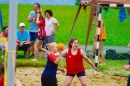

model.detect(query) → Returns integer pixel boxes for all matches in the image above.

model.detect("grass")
[0,57,129,76]
[0,4,130,46]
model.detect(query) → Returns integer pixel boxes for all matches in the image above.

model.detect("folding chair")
[0,38,8,86]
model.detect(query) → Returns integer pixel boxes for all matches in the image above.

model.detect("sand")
[16,67,128,86]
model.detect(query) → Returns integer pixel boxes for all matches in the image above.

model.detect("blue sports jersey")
[42,55,58,77]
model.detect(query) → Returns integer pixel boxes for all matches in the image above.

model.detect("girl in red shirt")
[33,9,47,60]
[61,38,98,86]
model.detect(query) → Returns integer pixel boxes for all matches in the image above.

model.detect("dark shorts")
[18,44,31,50]
[37,37,45,41]
[66,71,86,77]
[42,34,54,49]
[100,39,105,42]
[44,34,54,45]
[29,32,38,42]
[127,79,130,86]
[41,75,57,86]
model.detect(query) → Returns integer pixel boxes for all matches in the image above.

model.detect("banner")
[0,9,3,32]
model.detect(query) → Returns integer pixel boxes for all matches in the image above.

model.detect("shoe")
[31,59,37,61]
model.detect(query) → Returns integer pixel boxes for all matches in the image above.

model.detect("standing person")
[123,60,130,86]
[0,62,22,86]
[43,10,60,49]
[41,42,65,86]
[93,13,106,65]
[16,23,32,58]
[28,3,40,56]
[61,38,98,86]
[0,26,8,58]
[0,62,4,86]
[33,9,47,61]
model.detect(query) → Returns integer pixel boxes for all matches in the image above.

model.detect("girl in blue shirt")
[41,42,64,86]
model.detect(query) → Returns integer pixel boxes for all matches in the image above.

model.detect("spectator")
[0,62,22,86]
[123,60,130,86]
[43,10,60,49]
[0,62,4,86]
[16,23,32,58]
[33,9,47,61]
[93,13,106,65]
[0,26,8,58]
[28,3,40,57]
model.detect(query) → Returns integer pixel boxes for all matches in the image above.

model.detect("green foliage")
[75,0,80,5]
[0,58,3,62]
[99,60,129,76]
[0,58,129,76]
[16,58,47,67]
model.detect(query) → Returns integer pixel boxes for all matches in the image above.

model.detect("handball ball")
[57,43,64,50]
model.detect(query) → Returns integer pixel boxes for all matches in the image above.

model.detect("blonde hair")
[46,42,57,51]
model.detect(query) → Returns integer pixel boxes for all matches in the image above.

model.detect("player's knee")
[81,82,87,86]
[65,82,71,86]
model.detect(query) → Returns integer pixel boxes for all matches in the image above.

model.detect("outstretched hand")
[94,67,98,72]
[60,69,65,74]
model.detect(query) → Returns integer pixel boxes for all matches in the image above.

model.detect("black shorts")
[37,37,45,41]
[18,44,31,50]
[127,79,130,86]
[41,75,57,86]
[66,71,86,77]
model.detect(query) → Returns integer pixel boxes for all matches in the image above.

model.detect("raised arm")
[27,11,36,22]
[35,13,40,24]
[53,49,68,64]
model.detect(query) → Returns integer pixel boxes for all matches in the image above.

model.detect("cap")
[19,23,25,27]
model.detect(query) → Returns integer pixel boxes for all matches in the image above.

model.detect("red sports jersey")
[38,18,46,38]
[0,76,4,86]
[66,48,85,74]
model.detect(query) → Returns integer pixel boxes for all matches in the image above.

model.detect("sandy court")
[16,67,128,86]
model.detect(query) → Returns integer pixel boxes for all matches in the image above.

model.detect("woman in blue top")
[41,42,65,86]
[123,60,130,86]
